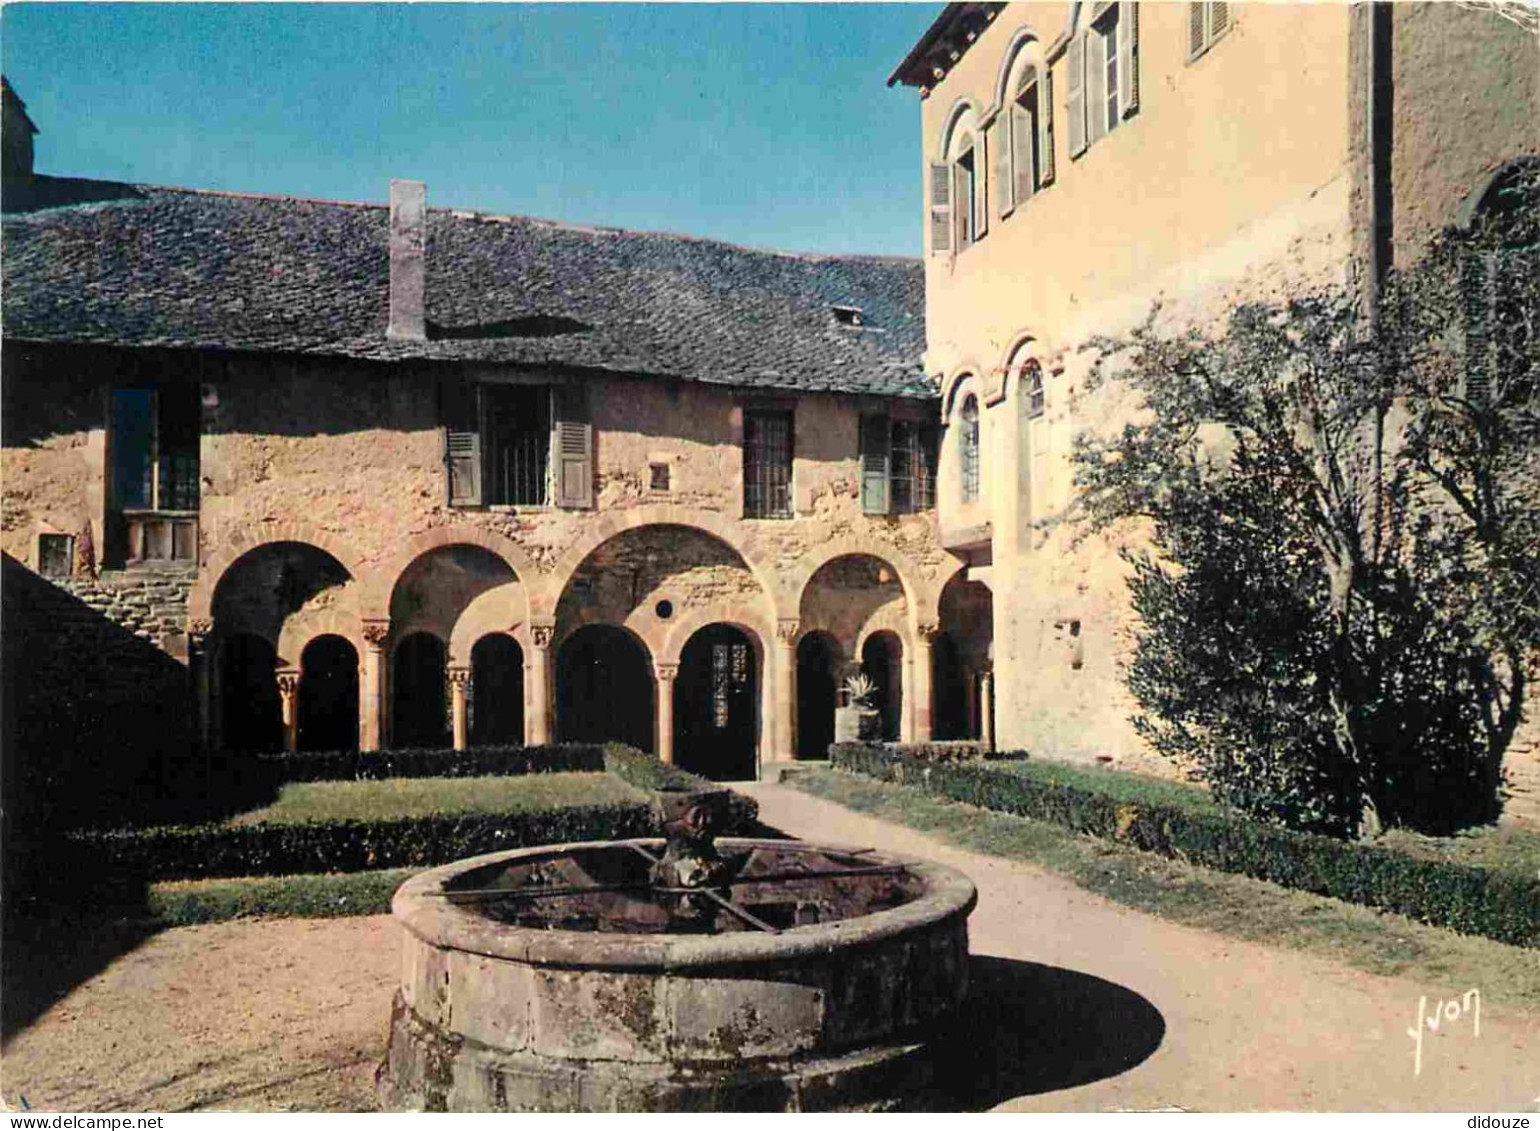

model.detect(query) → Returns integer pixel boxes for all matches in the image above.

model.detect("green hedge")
[147,869,412,926]
[830,744,1540,948]
[602,744,760,831]
[232,743,607,785]
[67,801,656,882]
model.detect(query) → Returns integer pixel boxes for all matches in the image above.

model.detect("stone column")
[655,662,678,765]
[187,618,214,753]
[527,625,554,746]
[277,669,301,753]
[772,619,799,764]
[361,621,389,752]
[448,666,471,752]
[912,622,937,743]
[980,665,995,753]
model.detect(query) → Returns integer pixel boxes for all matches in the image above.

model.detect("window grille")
[484,385,550,506]
[38,533,73,579]
[891,420,938,514]
[744,410,793,518]
[1023,360,1046,418]
[960,396,981,504]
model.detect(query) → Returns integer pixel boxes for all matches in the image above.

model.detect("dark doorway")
[796,631,840,759]
[677,624,758,781]
[861,631,903,742]
[557,625,653,752]
[298,635,358,751]
[219,633,282,753]
[393,632,448,748]
[471,633,524,746]
[932,631,971,740]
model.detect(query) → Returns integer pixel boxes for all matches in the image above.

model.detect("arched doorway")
[932,631,970,740]
[557,625,653,752]
[676,624,758,781]
[861,631,903,742]
[796,631,840,759]
[298,634,358,751]
[471,633,524,747]
[220,633,282,753]
[393,632,448,748]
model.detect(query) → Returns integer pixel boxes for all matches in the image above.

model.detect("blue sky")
[1,3,936,256]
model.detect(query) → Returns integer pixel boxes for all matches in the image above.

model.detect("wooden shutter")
[929,163,952,254]
[553,384,593,508]
[1066,33,1087,158]
[1462,252,1497,407]
[1118,1,1139,117]
[1189,2,1207,57]
[974,130,989,240]
[860,414,892,516]
[1038,68,1057,186]
[446,429,482,506]
[1012,74,1036,204]
[1211,2,1230,39]
[994,114,1015,218]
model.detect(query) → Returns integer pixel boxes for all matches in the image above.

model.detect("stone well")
[383,837,977,1112]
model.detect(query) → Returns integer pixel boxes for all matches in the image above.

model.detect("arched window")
[931,106,986,255]
[1021,359,1045,419]
[1460,160,1538,407]
[999,43,1055,217]
[960,395,981,504]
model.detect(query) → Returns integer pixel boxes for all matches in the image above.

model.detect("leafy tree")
[1071,163,1538,838]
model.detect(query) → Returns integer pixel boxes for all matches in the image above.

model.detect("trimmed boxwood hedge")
[61,745,760,884]
[68,801,657,883]
[829,744,1540,949]
[233,742,607,785]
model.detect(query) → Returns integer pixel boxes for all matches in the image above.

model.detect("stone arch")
[673,620,763,781]
[1456,155,1540,231]
[854,603,913,662]
[995,333,1045,404]
[387,543,526,665]
[941,366,987,420]
[277,606,363,670]
[190,522,363,622]
[364,525,537,623]
[939,96,985,161]
[656,601,773,668]
[538,505,780,621]
[209,540,359,656]
[785,538,937,632]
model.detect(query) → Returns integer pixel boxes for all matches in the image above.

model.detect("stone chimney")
[387,179,426,341]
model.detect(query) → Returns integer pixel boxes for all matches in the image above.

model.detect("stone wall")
[58,569,194,656]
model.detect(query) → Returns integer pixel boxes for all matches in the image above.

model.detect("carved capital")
[361,621,390,649]
[275,670,301,697]
[775,618,801,646]
[186,618,214,647]
[531,625,555,649]
[447,666,472,689]
[655,661,680,683]
[915,621,941,641]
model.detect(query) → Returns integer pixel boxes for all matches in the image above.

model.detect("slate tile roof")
[2,181,934,399]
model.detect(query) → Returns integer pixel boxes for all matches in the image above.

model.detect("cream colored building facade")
[892,2,1540,781]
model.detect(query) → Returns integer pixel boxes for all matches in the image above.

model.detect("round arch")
[941,366,988,420]
[277,606,363,670]
[784,538,938,632]
[656,601,774,668]
[363,525,537,623]
[938,96,985,162]
[995,333,1045,403]
[538,505,782,621]
[190,523,364,622]
[991,28,1049,113]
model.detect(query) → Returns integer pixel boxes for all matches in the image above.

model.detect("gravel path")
[2,783,1535,1112]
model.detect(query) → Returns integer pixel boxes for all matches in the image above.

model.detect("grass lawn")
[229,772,643,825]
[147,869,415,925]
[790,766,1540,1012]
[992,756,1540,879]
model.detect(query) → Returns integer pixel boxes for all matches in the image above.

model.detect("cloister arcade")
[187,516,994,780]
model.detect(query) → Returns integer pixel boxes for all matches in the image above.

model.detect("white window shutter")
[974,130,989,240]
[1066,33,1087,158]
[1189,2,1207,58]
[446,429,481,507]
[1011,100,1034,203]
[1119,1,1139,117]
[1038,68,1057,186]
[553,385,593,508]
[994,115,1015,218]
[1211,2,1230,39]
[929,163,952,254]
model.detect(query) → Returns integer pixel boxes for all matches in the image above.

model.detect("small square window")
[649,462,671,492]
[39,533,73,579]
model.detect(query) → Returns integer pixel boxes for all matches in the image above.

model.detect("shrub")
[601,744,760,832]
[831,744,1540,948]
[66,802,657,883]
[829,741,990,764]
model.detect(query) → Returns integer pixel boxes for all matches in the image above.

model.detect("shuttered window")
[1071,2,1138,157]
[860,414,891,516]
[744,410,793,519]
[484,385,552,507]
[929,163,952,255]
[553,385,593,509]
[110,386,200,513]
[443,381,591,509]
[891,420,938,514]
[953,143,978,250]
[1188,1,1231,61]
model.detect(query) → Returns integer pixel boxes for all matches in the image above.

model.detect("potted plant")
[834,671,882,743]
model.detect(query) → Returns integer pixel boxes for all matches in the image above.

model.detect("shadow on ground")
[922,955,1166,1110]
[1,900,160,1044]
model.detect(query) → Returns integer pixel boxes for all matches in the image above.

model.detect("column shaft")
[527,635,553,746]
[912,634,935,742]
[656,665,677,765]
